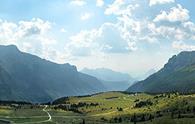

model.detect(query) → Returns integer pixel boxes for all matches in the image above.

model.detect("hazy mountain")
[145,69,156,77]
[127,51,195,93]
[137,69,156,80]
[0,45,106,103]
[81,68,135,91]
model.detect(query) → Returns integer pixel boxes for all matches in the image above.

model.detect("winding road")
[13,105,52,124]
[0,105,131,124]
[43,105,52,122]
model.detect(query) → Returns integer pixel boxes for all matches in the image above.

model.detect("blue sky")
[0,0,195,77]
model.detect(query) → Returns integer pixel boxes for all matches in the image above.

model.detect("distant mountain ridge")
[0,45,106,103]
[81,68,135,91]
[127,51,195,93]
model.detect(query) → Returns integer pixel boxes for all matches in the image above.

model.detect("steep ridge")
[127,51,195,93]
[0,45,106,103]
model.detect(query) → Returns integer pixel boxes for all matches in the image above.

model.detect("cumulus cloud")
[0,21,17,43]
[104,0,139,16]
[1,0,195,64]
[66,13,156,57]
[65,1,195,58]
[104,0,125,15]
[67,1,154,57]
[0,18,65,63]
[149,0,175,6]
[183,21,195,36]
[60,28,67,33]
[98,23,135,53]
[70,0,86,6]
[172,41,195,51]
[66,22,137,57]
[0,18,51,43]
[153,4,189,22]
[80,13,93,20]
[17,18,51,37]
[96,0,104,7]
[149,4,195,43]
[148,21,194,42]
[66,25,119,56]
[66,29,99,56]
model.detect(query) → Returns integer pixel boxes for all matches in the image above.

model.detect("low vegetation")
[1,92,195,123]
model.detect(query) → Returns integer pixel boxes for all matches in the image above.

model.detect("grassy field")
[1,92,195,123]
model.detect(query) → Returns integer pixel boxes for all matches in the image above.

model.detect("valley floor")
[1,92,195,124]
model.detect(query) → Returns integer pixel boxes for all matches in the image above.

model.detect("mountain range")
[127,51,195,93]
[2,44,195,103]
[81,68,135,91]
[0,45,106,103]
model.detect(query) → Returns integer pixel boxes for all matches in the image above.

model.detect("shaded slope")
[0,45,106,102]
[127,51,195,93]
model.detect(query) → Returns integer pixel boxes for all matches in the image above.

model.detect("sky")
[0,0,195,77]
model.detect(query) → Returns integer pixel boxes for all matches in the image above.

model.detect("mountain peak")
[163,51,195,72]
[81,67,133,81]
[0,45,20,54]
[81,67,136,91]
[127,50,195,93]
[62,63,77,72]
[0,45,106,102]
[0,44,19,50]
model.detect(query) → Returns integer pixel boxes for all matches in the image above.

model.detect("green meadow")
[1,92,195,124]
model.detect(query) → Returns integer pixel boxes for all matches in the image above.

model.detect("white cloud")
[68,2,177,57]
[149,5,195,42]
[66,22,137,57]
[0,21,17,43]
[60,28,67,33]
[17,18,51,38]
[67,1,195,58]
[183,21,195,34]
[154,4,189,22]
[66,29,99,56]
[96,0,104,7]
[98,23,136,53]
[172,41,195,51]
[149,0,175,6]
[80,13,93,20]
[0,18,51,43]
[148,22,191,41]
[1,1,195,74]
[0,18,66,63]
[1,1,194,69]
[104,0,139,16]
[70,0,86,6]
[104,0,125,15]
